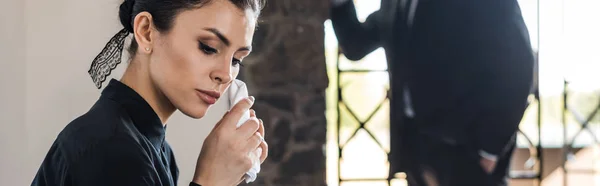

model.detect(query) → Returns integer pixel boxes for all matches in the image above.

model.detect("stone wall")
[242,0,329,185]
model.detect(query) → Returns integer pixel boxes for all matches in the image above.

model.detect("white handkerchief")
[228,80,261,183]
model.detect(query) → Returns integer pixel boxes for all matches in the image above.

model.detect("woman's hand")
[192,96,269,186]
[249,108,268,163]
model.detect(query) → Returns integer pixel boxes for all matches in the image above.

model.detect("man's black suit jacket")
[331,0,535,174]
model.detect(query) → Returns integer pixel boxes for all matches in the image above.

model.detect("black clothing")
[402,117,516,186]
[331,0,534,185]
[32,79,179,186]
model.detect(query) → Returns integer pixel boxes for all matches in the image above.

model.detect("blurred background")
[324,0,600,186]
[1,0,599,186]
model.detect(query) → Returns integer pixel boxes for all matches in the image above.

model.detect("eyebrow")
[203,27,252,52]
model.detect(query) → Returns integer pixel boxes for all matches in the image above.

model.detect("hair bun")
[119,0,136,32]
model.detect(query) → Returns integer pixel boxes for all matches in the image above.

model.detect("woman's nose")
[210,61,233,84]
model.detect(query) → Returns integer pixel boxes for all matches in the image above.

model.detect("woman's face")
[148,1,256,119]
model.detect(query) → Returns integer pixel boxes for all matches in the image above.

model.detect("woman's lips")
[195,89,220,105]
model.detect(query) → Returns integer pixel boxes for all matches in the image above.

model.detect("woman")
[31,0,267,185]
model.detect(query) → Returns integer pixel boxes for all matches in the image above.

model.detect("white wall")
[0,0,227,185]
[0,0,27,185]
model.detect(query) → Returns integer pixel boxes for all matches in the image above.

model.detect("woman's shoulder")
[54,101,143,162]
[59,101,125,140]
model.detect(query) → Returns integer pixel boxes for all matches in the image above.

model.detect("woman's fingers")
[253,119,264,142]
[249,109,256,117]
[237,118,260,139]
[245,132,263,152]
[259,140,269,163]
[219,97,254,131]
[243,117,267,164]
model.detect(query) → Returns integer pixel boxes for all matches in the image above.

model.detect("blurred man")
[330,0,534,185]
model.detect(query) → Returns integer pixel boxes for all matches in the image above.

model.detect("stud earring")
[145,47,151,52]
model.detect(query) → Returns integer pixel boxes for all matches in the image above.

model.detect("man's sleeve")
[330,0,383,60]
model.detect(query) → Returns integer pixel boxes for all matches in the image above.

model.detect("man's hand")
[478,150,498,174]
[479,157,497,174]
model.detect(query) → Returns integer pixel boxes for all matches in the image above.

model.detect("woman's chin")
[179,106,209,119]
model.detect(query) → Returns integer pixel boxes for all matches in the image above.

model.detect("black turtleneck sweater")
[31,79,179,186]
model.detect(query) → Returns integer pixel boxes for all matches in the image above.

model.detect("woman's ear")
[133,12,155,54]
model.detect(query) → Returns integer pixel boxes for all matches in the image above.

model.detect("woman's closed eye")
[200,42,244,67]
[199,42,218,54]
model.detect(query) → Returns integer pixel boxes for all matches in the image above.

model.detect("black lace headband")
[88,28,130,89]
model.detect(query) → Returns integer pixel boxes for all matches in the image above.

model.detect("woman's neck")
[120,59,176,125]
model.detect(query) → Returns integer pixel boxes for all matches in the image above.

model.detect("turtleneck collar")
[101,79,166,149]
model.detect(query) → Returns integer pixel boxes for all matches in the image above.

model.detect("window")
[325,1,396,185]
[518,0,600,148]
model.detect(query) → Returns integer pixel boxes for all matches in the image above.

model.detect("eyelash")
[232,58,244,67]
[199,42,244,67]
[199,42,217,54]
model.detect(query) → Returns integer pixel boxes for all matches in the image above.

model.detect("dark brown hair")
[119,0,265,57]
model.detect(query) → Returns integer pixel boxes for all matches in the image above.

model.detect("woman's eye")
[232,58,244,67]
[199,42,217,54]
